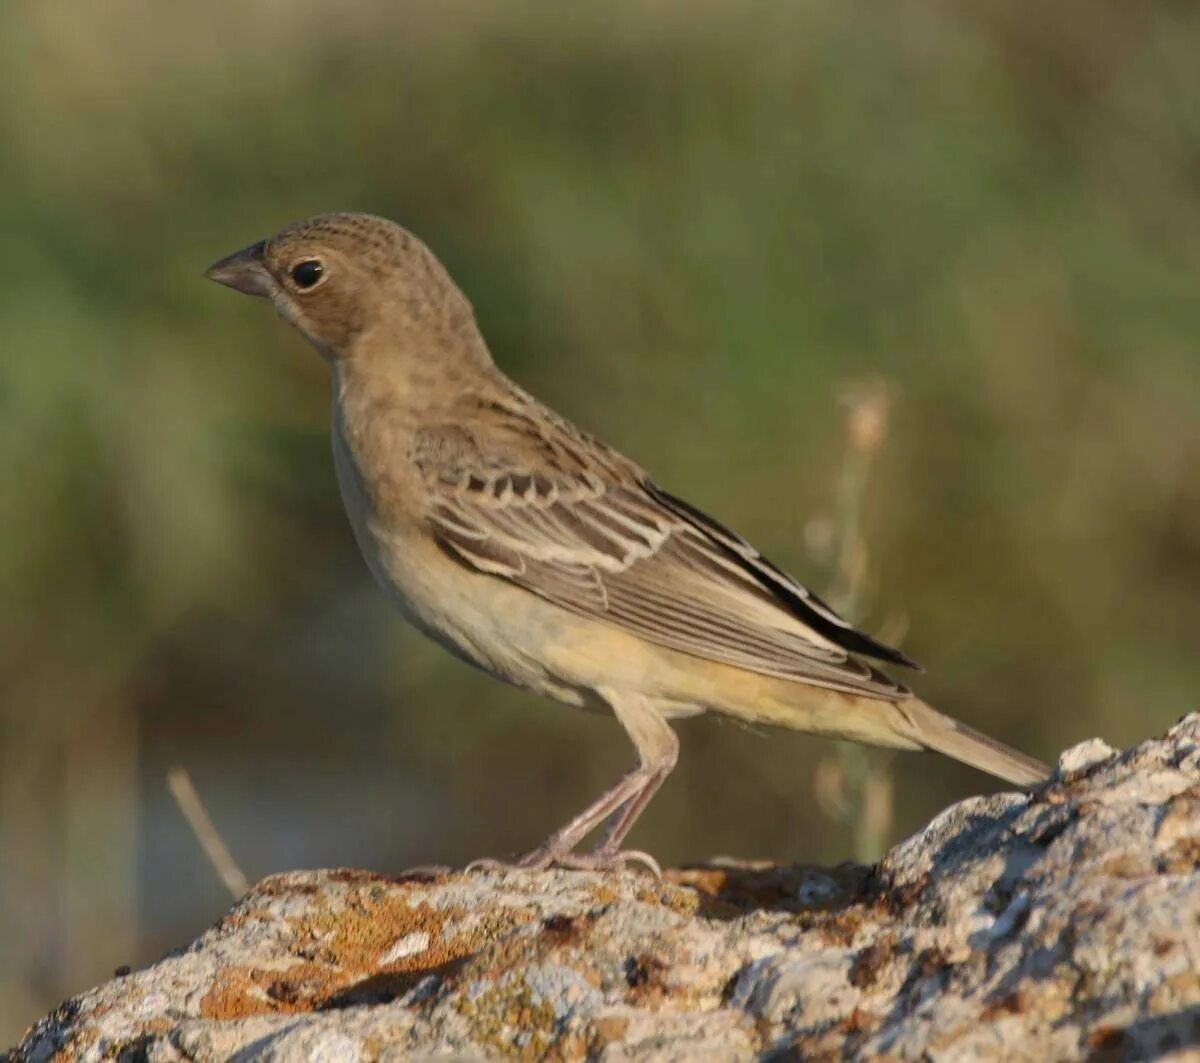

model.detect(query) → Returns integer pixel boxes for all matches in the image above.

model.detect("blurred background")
[3,0,1200,1042]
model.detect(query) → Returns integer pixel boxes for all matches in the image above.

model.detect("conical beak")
[204,240,272,297]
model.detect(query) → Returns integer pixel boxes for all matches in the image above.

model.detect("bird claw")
[554,847,662,878]
[464,853,548,874]
[465,846,660,878]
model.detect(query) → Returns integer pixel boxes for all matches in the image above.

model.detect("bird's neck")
[332,314,507,432]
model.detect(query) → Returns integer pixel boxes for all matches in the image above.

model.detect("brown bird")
[206,213,1049,873]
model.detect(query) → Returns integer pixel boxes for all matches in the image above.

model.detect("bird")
[205,212,1050,874]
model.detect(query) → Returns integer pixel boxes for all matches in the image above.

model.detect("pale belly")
[330,401,629,711]
[327,395,723,721]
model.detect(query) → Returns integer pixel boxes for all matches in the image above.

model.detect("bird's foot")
[464,848,556,874]
[465,844,660,878]
[551,846,662,878]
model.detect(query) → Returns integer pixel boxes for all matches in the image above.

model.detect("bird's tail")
[723,678,1051,788]
[679,663,1051,788]
[891,697,1050,787]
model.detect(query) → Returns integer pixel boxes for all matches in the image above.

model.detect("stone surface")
[12,715,1200,1061]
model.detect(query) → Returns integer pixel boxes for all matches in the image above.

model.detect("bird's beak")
[204,240,272,297]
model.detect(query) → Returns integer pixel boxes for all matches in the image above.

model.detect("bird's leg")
[466,764,650,872]
[468,693,678,875]
[589,755,674,859]
[564,693,678,873]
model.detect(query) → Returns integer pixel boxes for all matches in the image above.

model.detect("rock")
[13,715,1200,1061]
[1056,736,1118,775]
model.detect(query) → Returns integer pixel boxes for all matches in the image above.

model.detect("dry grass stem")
[166,766,248,899]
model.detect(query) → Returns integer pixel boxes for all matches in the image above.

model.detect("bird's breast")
[330,391,423,597]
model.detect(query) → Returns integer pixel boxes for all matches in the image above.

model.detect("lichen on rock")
[13,716,1200,1061]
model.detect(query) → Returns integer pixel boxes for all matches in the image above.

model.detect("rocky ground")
[12,716,1200,1061]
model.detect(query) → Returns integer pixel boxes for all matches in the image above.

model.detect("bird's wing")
[415,404,916,699]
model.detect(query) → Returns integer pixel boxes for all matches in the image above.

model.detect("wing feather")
[415,412,914,699]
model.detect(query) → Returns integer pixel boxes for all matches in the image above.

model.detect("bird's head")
[205,213,480,361]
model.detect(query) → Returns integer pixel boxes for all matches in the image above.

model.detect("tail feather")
[896,699,1050,787]
[693,666,1050,788]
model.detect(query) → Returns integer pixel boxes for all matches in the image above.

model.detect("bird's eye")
[290,260,325,289]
